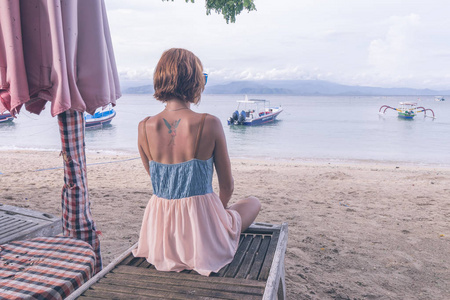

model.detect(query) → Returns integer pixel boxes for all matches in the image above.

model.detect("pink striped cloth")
[0,236,95,300]
[0,0,121,116]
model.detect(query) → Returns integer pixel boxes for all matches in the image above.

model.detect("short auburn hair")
[153,48,205,104]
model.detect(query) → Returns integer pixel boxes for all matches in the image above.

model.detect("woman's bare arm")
[211,116,234,207]
[137,118,151,175]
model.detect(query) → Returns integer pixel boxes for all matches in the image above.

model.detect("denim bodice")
[150,157,214,199]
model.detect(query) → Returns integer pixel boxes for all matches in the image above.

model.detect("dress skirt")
[132,192,242,276]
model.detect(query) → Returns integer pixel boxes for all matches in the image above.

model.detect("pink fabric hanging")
[0,0,121,276]
[0,0,121,116]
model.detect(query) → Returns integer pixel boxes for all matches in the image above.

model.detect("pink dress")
[133,117,241,276]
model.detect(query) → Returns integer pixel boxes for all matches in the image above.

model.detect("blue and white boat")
[85,106,116,128]
[227,96,282,126]
[0,111,14,123]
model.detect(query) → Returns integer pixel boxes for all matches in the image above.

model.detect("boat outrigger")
[227,96,282,126]
[0,111,14,123]
[85,106,116,128]
[379,102,435,119]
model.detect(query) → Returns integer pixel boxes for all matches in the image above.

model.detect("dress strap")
[193,114,207,159]
[143,117,153,161]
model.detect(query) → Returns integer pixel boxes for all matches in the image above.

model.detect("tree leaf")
[163,0,256,23]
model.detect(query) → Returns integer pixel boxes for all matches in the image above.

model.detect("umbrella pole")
[58,110,102,274]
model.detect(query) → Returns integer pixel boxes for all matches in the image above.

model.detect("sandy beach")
[1,150,449,299]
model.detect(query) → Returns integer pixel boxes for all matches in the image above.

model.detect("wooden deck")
[0,204,61,245]
[68,222,288,300]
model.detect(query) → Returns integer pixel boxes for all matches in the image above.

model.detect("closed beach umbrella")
[0,0,121,273]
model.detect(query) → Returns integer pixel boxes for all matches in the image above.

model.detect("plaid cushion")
[0,236,95,300]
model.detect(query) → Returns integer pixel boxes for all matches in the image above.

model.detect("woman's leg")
[228,196,261,231]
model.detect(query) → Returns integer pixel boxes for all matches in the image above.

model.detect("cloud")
[368,14,421,73]
[108,1,450,90]
[118,67,154,81]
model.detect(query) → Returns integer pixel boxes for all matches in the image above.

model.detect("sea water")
[1,94,450,166]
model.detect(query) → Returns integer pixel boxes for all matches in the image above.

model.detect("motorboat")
[0,111,14,123]
[227,96,282,126]
[85,106,116,128]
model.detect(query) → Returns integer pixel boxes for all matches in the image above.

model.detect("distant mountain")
[122,80,450,96]
[124,85,154,94]
[204,80,450,96]
[204,81,293,95]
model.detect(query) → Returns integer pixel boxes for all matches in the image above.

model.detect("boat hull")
[228,109,282,126]
[397,112,415,119]
[85,110,116,128]
[0,113,14,123]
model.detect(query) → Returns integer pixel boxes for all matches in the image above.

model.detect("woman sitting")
[132,48,261,276]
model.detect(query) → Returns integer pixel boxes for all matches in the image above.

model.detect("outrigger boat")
[379,102,435,119]
[227,96,282,126]
[85,106,116,128]
[0,111,14,123]
[435,96,445,101]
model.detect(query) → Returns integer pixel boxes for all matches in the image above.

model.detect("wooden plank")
[0,216,19,225]
[137,259,152,268]
[120,254,157,269]
[79,290,161,300]
[66,244,138,300]
[211,234,245,277]
[0,204,58,221]
[234,235,262,279]
[243,222,281,235]
[1,218,38,235]
[212,263,229,277]
[104,270,264,295]
[82,283,203,300]
[277,262,286,300]
[114,265,265,288]
[258,229,280,281]
[129,257,146,267]
[119,253,135,266]
[262,222,288,300]
[222,235,253,277]
[0,204,61,244]
[247,235,271,280]
[96,275,262,299]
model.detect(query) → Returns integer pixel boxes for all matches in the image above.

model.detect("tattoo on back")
[163,118,181,146]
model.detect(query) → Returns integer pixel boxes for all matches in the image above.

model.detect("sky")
[105,0,450,90]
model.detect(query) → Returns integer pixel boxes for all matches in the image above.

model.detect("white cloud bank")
[106,0,450,90]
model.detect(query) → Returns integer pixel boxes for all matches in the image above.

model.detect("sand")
[1,150,449,299]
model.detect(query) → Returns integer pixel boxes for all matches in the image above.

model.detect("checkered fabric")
[58,110,102,274]
[0,236,95,300]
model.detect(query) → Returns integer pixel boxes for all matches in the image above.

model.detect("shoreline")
[2,148,450,170]
[1,150,450,299]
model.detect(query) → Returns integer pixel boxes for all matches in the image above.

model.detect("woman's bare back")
[141,110,215,164]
